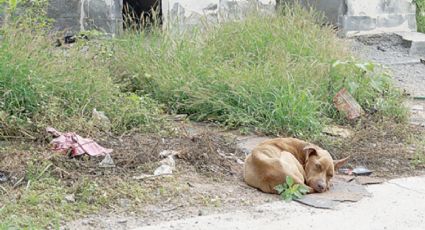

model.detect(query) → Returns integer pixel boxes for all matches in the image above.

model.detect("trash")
[322,126,353,138]
[338,166,373,176]
[99,154,115,168]
[64,194,76,203]
[92,108,111,131]
[333,88,364,120]
[352,166,373,176]
[154,165,173,176]
[0,171,9,183]
[338,167,353,175]
[160,155,176,168]
[159,150,180,158]
[46,127,113,157]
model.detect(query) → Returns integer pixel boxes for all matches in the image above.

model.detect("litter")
[333,88,364,120]
[0,171,9,183]
[352,166,373,176]
[46,127,113,157]
[339,166,373,176]
[159,150,179,158]
[99,154,115,168]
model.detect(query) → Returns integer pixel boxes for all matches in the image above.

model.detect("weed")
[113,5,405,137]
[415,0,425,32]
[274,176,309,202]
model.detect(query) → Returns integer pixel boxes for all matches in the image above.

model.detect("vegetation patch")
[416,0,425,32]
[113,5,405,137]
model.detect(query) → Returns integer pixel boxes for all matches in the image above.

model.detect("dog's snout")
[315,181,327,193]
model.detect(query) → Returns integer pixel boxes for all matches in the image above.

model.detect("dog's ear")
[303,145,319,159]
[333,156,350,170]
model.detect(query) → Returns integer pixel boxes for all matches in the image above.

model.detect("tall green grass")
[0,24,164,138]
[112,5,405,136]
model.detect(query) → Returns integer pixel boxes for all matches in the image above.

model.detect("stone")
[64,194,76,203]
[154,164,173,176]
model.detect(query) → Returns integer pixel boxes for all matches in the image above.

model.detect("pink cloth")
[46,127,113,157]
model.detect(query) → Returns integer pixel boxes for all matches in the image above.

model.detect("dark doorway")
[123,0,162,30]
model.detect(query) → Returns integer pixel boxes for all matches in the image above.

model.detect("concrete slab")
[135,175,425,230]
[396,32,425,56]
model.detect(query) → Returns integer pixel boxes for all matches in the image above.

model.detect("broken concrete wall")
[47,0,275,34]
[162,0,276,31]
[48,0,123,34]
[295,0,417,37]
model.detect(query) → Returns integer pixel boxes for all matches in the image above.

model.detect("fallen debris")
[46,127,113,157]
[159,150,180,158]
[352,166,373,176]
[322,126,353,138]
[99,154,115,168]
[333,88,364,120]
[339,166,373,176]
[295,176,371,209]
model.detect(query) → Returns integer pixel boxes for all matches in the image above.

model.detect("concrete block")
[382,0,416,15]
[397,32,425,56]
[342,15,377,31]
[376,14,407,28]
[48,0,81,19]
[345,0,383,16]
[84,18,123,34]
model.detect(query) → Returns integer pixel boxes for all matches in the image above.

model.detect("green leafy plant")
[274,176,309,202]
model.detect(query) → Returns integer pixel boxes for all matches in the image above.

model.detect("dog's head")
[303,145,349,193]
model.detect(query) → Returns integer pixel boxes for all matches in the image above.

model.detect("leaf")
[274,184,285,194]
[299,185,309,194]
[286,176,294,187]
[293,190,303,199]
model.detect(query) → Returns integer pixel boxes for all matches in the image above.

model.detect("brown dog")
[244,138,349,193]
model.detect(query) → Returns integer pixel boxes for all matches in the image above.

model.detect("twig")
[12,176,25,189]
[36,163,53,180]
[26,180,31,191]
[0,185,8,194]
[162,205,183,212]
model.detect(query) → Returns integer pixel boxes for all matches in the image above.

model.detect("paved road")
[135,176,425,230]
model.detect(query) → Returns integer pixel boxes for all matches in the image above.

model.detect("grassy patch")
[112,5,405,137]
[0,25,165,138]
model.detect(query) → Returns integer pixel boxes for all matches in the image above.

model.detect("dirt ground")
[1,117,424,229]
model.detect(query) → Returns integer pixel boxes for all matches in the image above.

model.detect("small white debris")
[99,153,115,168]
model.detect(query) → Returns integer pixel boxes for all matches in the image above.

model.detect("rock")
[92,108,111,131]
[333,88,364,120]
[99,153,115,168]
[154,164,173,176]
[64,194,76,203]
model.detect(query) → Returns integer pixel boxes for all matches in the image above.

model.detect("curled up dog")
[243,138,349,194]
